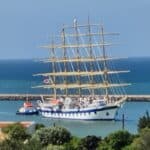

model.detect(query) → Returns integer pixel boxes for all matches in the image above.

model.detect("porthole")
[106,112,109,116]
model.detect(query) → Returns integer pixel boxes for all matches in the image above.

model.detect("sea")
[0,57,150,137]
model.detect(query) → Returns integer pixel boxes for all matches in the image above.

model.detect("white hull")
[35,20,129,121]
[40,105,119,120]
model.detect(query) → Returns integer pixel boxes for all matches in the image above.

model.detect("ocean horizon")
[0,57,150,95]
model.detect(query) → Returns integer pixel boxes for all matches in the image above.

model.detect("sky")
[0,0,150,59]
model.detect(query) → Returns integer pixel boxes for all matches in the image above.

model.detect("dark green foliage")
[122,128,150,150]
[46,144,65,150]
[23,138,43,150]
[138,111,150,131]
[131,128,150,150]
[33,128,51,146]
[35,123,45,131]
[32,126,71,146]
[9,124,30,141]
[46,126,71,145]
[97,140,111,150]
[64,136,81,150]
[2,123,20,134]
[78,135,101,150]
[139,128,150,149]
[98,130,133,150]
[0,139,24,150]
[2,123,30,141]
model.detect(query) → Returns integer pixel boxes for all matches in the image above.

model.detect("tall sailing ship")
[34,19,130,120]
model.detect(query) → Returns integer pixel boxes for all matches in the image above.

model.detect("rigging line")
[76,29,90,94]
[111,59,127,96]
[92,36,105,83]
[93,31,116,96]
[77,28,92,73]
[106,45,125,95]
[98,36,123,96]
[90,50,103,94]
[92,49,105,90]
[107,46,126,96]
[101,57,119,95]
[77,28,93,95]
[56,59,64,87]
[103,59,120,96]
[65,35,79,85]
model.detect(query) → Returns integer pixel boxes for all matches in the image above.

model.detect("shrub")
[2,123,20,134]
[23,138,43,150]
[46,144,65,150]
[78,135,101,150]
[32,126,71,146]
[64,136,81,150]
[98,130,133,150]
[35,123,45,131]
[138,111,150,131]
[0,139,24,150]
[2,123,30,141]
[122,128,150,150]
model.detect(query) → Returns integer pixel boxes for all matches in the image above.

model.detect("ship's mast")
[88,17,94,96]
[74,19,81,96]
[51,38,56,99]
[101,25,109,101]
[61,26,68,96]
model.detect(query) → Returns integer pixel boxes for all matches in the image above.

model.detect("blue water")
[0,57,150,94]
[0,100,149,137]
[0,57,150,137]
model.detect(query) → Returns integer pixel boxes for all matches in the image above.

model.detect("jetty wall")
[0,94,150,101]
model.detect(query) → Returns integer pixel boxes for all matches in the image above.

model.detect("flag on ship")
[43,78,50,84]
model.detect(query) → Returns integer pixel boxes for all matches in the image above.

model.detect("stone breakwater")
[0,94,48,101]
[0,94,150,101]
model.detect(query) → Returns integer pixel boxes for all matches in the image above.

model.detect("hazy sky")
[0,0,150,59]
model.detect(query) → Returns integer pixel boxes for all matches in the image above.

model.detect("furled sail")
[34,19,130,99]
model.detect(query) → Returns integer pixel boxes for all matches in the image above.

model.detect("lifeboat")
[16,101,39,115]
[24,102,33,108]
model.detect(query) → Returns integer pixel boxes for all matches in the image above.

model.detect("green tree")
[97,140,111,150]
[46,144,65,150]
[23,138,43,150]
[2,123,20,134]
[64,136,81,150]
[32,128,51,146]
[32,126,71,146]
[78,135,101,150]
[122,138,142,150]
[35,123,45,131]
[125,128,150,150]
[2,123,30,141]
[138,111,150,131]
[0,139,24,150]
[98,130,133,150]
[9,124,30,141]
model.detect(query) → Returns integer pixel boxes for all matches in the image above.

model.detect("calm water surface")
[0,100,149,137]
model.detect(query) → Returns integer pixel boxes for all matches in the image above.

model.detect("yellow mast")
[35,83,130,89]
[35,70,129,77]
[51,38,56,99]
[101,25,109,101]
[74,19,81,96]
[88,16,94,96]
[61,26,68,96]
